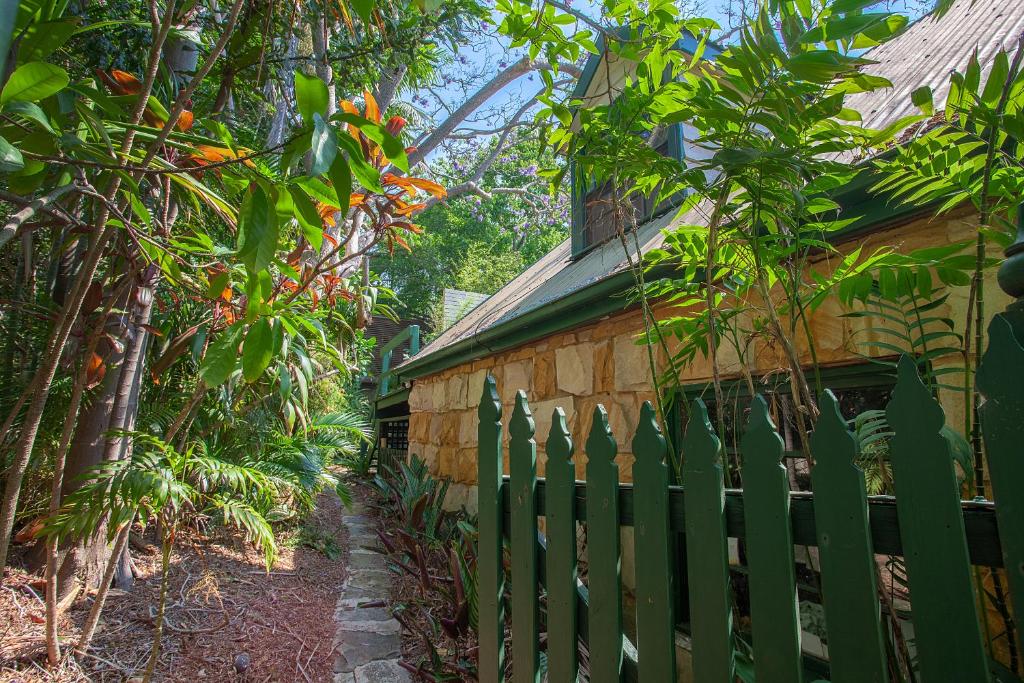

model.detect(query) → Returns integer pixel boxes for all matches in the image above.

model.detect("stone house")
[378,0,1021,513]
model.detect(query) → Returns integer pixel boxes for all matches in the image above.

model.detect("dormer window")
[569,33,720,259]
[572,124,683,256]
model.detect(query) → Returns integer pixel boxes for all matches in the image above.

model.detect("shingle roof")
[399,0,1024,372]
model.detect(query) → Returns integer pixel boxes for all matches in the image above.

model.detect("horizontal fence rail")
[476,351,1022,683]
[497,479,1003,568]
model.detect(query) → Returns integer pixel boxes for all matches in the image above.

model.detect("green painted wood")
[978,315,1024,657]
[544,407,578,683]
[809,391,888,683]
[886,355,990,683]
[504,480,1004,567]
[477,376,505,683]
[681,398,734,683]
[585,405,624,683]
[630,402,676,681]
[740,396,802,683]
[510,392,540,683]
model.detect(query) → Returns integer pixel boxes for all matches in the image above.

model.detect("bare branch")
[407,58,581,168]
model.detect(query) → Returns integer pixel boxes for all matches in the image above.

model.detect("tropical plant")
[46,432,277,681]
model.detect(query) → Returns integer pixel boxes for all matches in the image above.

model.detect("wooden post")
[741,396,802,683]
[585,405,624,683]
[509,393,540,682]
[681,398,734,682]
[477,376,505,683]
[887,356,989,682]
[544,407,578,682]
[810,391,888,683]
[631,402,676,681]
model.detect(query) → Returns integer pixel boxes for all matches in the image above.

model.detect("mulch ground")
[0,485,356,682]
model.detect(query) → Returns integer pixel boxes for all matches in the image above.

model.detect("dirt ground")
[0,487,355,682]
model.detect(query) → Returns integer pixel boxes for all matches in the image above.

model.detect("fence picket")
[585,405,624,682]
[477,376,505,683]
[631,402,676,681]
[886,355,990,682]
[510,393,540,682]
[544,408,578,683]
[741,396,802,683]
[978,315,1024,657]
[681,398,734,683]
[809,391,888,683]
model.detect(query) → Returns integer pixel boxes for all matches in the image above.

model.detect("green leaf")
[19,19,78,62]
[328,155,352,219]
[350,0,374,23]
[288,186,324,251]
[200,325,243,386]
[0,61,69,105]
[335,113,409,172]
[0,136,24,172]
[237,185,279,273]
[799,13,889,44]
[336,134,383,192]
[3,100,54,133]
[829,0,878,11]
[206,270,231,299]
[0,1,15,81]
[310,113,338,176]
[911,86,934,115]
[786,50,868,82]
[242,318,274,382]
[294,71,328,125]
[981,49,1009,108]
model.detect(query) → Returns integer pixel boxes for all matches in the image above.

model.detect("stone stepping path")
[333,502,410,683]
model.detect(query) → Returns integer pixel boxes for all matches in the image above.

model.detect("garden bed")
[0,488,352,682]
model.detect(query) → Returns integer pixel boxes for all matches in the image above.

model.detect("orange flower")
[176,110,194,132]
[97,69,142,95]
[187,145,256,170]
[363,90,380,123]
[385,115,407,137]
[382,173,446,199]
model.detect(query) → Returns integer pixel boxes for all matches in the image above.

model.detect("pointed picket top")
[681,397,733,683]
[510,391,536,441]
[547,407,573,464]
[631,402,675,681]
[682,398,722,472]
[478,374,501,422]
[885,354,990,682]
[544,407,578,683]
[810,390,888,683]
[741,394,802,683]
[632,402,667,468]
[886,355,944,439]
[978,315,1024,402]
[811,390,857,471]
[586,405,618,465]
[585,404,623,682]
[741,395,784,471]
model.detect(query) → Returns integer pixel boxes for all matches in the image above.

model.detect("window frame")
[569,123,687,259]
[664,360,900,471]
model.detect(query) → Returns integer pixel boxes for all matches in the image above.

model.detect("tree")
[376,132,569,316]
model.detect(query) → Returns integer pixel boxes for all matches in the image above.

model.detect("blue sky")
[411,0,932,163]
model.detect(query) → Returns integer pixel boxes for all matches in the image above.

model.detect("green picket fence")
[476,352,1024,683]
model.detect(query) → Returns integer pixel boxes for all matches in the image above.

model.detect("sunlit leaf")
[1,61,69,105]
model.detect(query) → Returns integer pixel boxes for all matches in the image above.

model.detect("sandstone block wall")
[407,210,1007,489]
